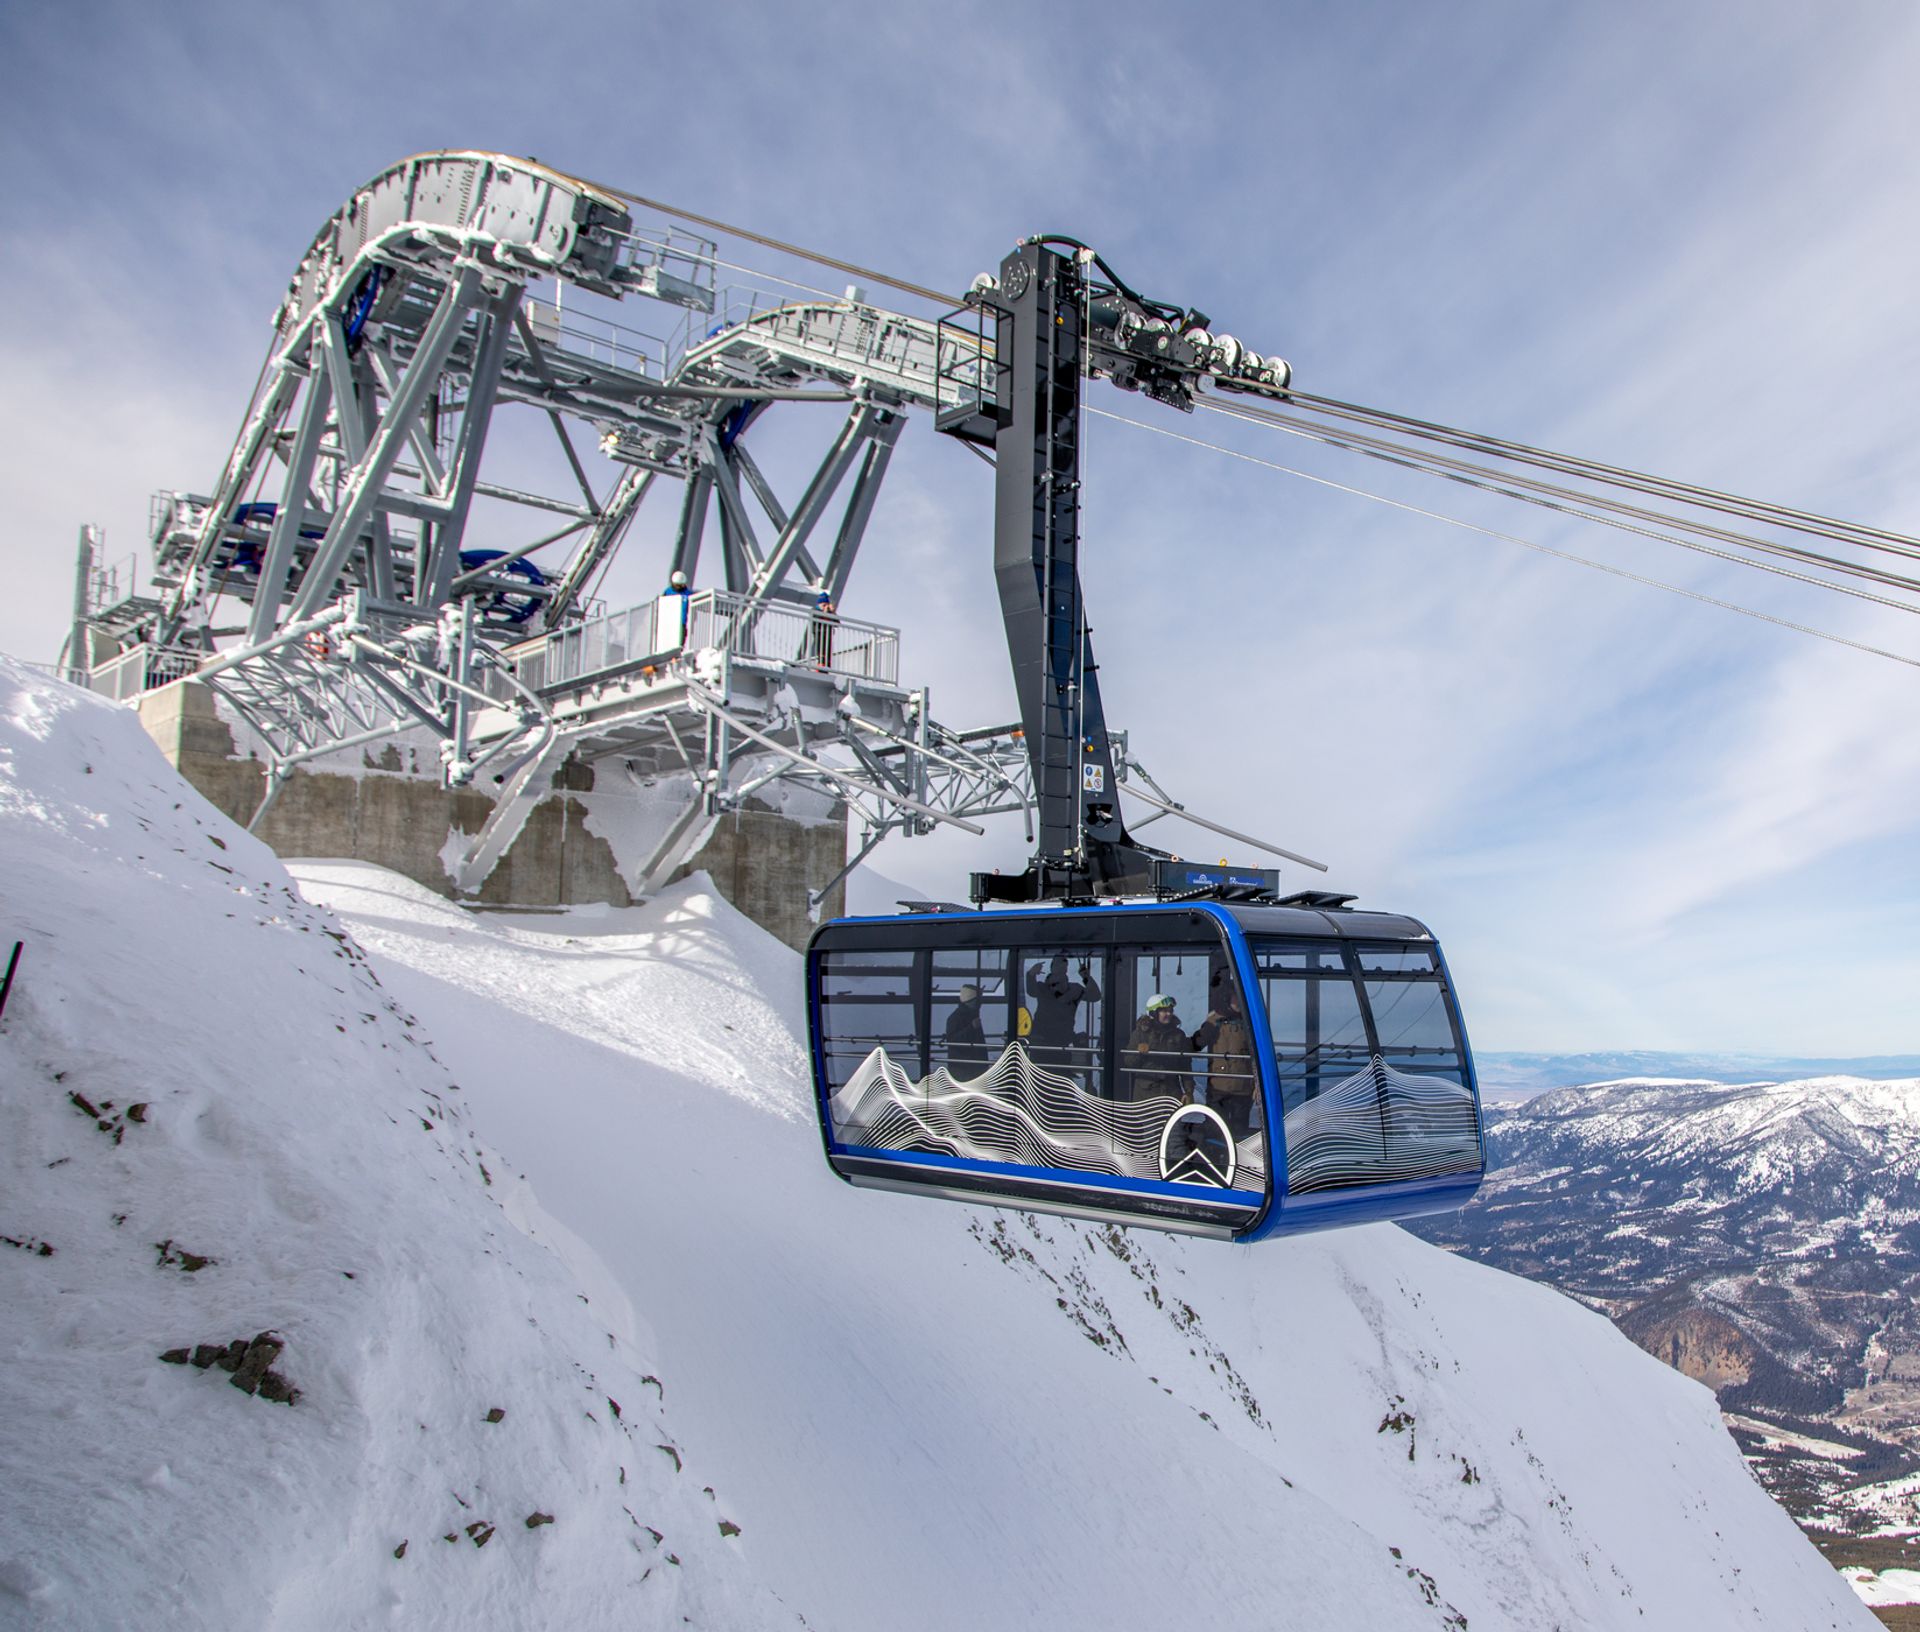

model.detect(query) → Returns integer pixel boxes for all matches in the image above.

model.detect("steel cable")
[1086,406,1920,671]
[1197,395,1920,615]
[1203,394,1920,598]
[1235,385,1920,564]
[573,172,964,310]
[561,163,1920,669]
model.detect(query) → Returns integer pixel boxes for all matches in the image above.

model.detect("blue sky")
[3,0,1918,1053]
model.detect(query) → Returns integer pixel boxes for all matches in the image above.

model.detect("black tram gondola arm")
[936,237,1295,905]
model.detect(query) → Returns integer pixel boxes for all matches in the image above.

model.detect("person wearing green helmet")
[1124,992,1193,1099]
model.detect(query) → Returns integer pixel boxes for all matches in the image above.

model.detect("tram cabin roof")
[814,899,1435,952]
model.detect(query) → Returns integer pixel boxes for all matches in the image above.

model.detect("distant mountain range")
[1475,1051,1920,1102]
[1410,1073,1920,1566]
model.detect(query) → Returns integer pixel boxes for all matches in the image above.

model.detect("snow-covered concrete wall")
[131,677,845,946]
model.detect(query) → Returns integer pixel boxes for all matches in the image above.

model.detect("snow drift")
[0,661,795,1630]
[0,656,1874,1629]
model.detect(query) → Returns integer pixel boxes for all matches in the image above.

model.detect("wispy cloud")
[2,0,1917,1053]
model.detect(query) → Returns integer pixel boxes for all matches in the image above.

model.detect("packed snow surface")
[0,663,791,1631]
[1843,1567,1920,1607]
[0,657,1875,1629]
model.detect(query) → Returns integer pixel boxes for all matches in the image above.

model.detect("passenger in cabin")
[1192,976,1257,1137]
[1026,956,1099,1067]
[943,983,990,1076]
[1125,993,1193,1098]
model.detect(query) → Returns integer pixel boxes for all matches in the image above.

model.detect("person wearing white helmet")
[661,569,692,647]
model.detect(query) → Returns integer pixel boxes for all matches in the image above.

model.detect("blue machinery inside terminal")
[61,150,1920,1238]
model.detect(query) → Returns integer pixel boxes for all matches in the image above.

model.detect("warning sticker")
[1082,763,1105,793]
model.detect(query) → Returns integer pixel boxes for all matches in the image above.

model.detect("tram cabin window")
[1256,944,1370,1117]
[930,948,1010,1081]
[1253,938,1480,1196]
[1114,946,1210,1101]
[1015,949,1106,1097]
[816,950,922,1139]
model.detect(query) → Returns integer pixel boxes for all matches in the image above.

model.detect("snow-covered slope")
[0,657,1874,1629]
[0,662,796,1630]
[284,887,1876,1630]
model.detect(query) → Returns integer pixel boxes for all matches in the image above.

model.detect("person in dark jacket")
[1026,955,1099,1067]
[1124,993,1193,1099]
[807,591,839,668]
[943,982,990,1077]
[1192,978,1257,1136]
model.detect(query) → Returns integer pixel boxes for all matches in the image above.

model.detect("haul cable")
[1087,406,1920,671]
[1222,384,1920,565]
[1198,393,1920,611]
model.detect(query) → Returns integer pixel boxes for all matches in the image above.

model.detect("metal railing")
[679,290,988,414]
[525,293,674,381]
[687,591,898,683]
[88,644,202,702]
[937,304,998,419]
[521,596,673,691]
[514,588,899,695]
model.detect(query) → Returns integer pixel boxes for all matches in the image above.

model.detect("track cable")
[1087,406,1920,671]
[1196,396,1920,616]
[570,169,1920,663]
[1203,394,1920,596]
[1262,386,1920,564]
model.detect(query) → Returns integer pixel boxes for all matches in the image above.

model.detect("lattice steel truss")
[74,149,1294,898]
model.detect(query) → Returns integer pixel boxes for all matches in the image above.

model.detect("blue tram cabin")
[805,901,1485,1242]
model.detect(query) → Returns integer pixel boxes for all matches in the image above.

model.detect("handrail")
[518,587,901,694]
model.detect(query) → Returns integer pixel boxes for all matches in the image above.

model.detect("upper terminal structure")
[63,151,1321,939]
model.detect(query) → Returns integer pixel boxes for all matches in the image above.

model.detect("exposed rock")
[154,1240,216,1273]
[1620,1299,1757,1390]
[1411,1073,1920,1541]
[168,1333,299,1405]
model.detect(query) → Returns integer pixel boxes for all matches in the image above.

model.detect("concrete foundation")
[134,679,847,949]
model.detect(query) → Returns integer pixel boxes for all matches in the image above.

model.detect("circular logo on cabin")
[1158,1105,1237,1189]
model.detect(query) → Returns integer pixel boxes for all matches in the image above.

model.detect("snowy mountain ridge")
[1475,1054,1920,1101]
[0,658,1875,1629]
[1513,1076,1920,1199]
[1413,1074,1920,1564]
